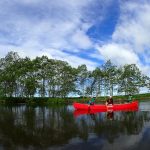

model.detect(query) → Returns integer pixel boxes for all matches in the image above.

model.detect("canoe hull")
[73,101,138,111]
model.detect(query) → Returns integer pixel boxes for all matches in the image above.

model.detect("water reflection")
[0,105,78,150]
[0,102,149,150]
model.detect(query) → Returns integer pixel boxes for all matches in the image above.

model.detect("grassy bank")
[0,93,150,105]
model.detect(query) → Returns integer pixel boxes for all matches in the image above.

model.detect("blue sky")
[0,0,150,75]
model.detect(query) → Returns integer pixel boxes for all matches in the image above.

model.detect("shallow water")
[0,101,150,150]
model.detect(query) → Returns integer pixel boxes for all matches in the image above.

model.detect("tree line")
[0,51,149,98]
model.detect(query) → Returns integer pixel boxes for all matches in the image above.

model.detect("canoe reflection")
[73,107,138,118]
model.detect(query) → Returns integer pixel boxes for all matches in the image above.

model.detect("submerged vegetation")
[0,51,150,103]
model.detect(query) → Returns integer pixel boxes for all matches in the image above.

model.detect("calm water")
[0,101,150,150]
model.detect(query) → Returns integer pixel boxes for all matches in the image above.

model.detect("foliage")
[0,51,149,100]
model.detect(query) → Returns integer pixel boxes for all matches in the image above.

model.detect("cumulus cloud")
[0,0,149,75]
[70,30,93,49]
[97,0,150,75]
[97,43,139,65]
[113,1,150,53]
[0,0,112,70]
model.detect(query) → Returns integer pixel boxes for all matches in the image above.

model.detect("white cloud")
[0,44,98,70]
[0,0,97,50]
[46,48,98,70]
[70,30,93,49]
[0,0,111,69]
[97,0,150,76]
[0,0,149,76]
[97,43,139,65]
[113,2,150,53]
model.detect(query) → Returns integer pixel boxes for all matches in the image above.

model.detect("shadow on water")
[0,101,150,150]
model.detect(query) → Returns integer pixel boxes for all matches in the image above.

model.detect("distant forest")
[0,51,150,98]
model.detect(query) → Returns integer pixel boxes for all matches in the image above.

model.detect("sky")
[0,0,150,76]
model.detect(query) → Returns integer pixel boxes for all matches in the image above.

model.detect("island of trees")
[0,51,150,103]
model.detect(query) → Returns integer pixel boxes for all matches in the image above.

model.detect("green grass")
[0,93,150,105]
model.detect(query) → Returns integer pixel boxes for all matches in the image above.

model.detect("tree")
[0,51,149,98]
[84,69,104,97]
[102,60,118,96]
[77,65,89,98]
[118,64,143,95]
[0,51,21,97]
[59,63,77,98]
[33,56,49,97]
[143,76,150,92]
[20,58,39,97]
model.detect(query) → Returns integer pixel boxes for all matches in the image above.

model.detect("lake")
[0,101,150,150]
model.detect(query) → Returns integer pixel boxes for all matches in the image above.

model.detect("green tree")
[102,60,118,96]
[118,64,143,95]
[0,51,149,98]
[0,51,21,97]
[77,65,89,98]
[91,67,104,97]
[33,56,49,97]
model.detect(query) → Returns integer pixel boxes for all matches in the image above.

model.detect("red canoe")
[73,101,138,111]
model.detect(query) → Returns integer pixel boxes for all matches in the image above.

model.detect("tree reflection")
[75,110,150,144]
[0,105,150,149]
[0,105,78,149]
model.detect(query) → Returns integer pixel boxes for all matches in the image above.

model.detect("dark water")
[0,102,150,150]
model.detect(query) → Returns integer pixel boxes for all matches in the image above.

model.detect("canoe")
[73,101,138,111]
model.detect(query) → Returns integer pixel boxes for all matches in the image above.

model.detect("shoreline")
[0,93,150,105]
